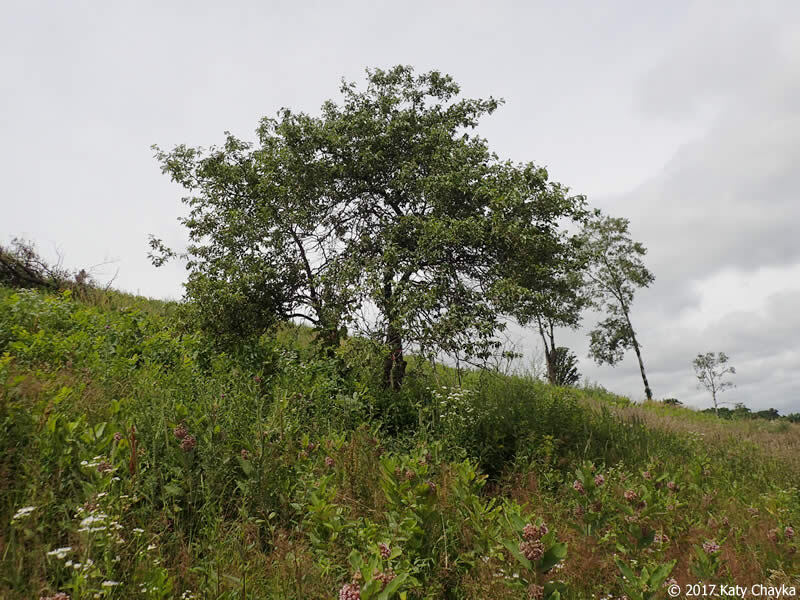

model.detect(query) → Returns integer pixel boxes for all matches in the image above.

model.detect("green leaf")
[538,542,567,573]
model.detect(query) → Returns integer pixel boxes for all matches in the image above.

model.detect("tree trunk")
[381,274,406,390]
[537,318,556,385]
[383,322,407,390]
[622,309,652,401]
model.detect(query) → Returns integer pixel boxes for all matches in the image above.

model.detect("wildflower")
[785,526,795,540]
[425,480,437,493]
[147,544,157,551]
[325,456,335,467]
[240,449,250,460]
[339,582,360,600]
[253,375,261,383]
[519,540,545,561]
[180,434,197,452]
[572,480,585,494]
[623,490,638,502]
[721,516,729,527]
[654,533,669,544]
[47,547,72,560]
[523,522,548,541]
[379,543,391,559]
[528,584,544,599]
[12,505,36,522]
[664,578,678,588]
[594,474,605,487]
[306,442,317,452]
[101,581,120,587]
[113,432,122,442]
[173,424,188,440]
[702,540,720,554]
[374,569,396,589]
[39,594,70,600]
[96,460,114,474]
[666,481,677,491]
[642,471,652,480]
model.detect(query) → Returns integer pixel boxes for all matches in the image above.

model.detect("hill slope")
[1,286,798,599]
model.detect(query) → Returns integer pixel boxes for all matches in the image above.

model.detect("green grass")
[1,286,798,599]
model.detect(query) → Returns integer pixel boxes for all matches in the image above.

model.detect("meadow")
[1,285,798,599]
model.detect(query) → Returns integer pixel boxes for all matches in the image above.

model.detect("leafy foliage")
[152,65,585,387]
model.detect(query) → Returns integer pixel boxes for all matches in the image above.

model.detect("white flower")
[47,546,72,559]
[132,528,144,534]
[101,580,120,587]
[147,543,157,551]
[12,506,36,521]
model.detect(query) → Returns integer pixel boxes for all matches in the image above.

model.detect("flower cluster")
[180,434,197,452]
[594,474,605,487]
[339,582,360,600]
[623,490,638,503]
[702,539,720,554]
[374,569,396,589]
[519,539,544,561]
[572,480,585,494]
[12,505,36,522]
[39,594,70,600]
[379,542,391,559]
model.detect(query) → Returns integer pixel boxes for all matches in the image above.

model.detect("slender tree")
[693,352,736,416]
[579,210,655,400]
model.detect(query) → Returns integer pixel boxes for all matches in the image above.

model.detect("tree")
[504,232,589,385]
[692,352,736,416]
[579,210,655,400]
[551,346,581,386]
[152,66,585,388]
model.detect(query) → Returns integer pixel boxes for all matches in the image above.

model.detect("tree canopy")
[151,65,586,388]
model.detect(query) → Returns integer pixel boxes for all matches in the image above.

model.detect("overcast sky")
[3,1,798,413]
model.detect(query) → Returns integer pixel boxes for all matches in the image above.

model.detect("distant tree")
[551,346,581,386]
[785,413,800,423]
[152,65,585,388]
[579,210,655,400]
[732,402,751,419]
[693,352,736,417]
[753,408,780,421]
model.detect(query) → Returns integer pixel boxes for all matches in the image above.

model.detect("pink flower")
[654,532,670,544]
[624,489,638,502]
[519,540,545,561]
[594,474,605,487]
[523,522,548,541]
[642,471,652,480]
[325,456,334,467]
[379,543,391,559]
[180,434,197,451]
[339,582,360,600]
[785,526,795,540]
[702,539,720,554]
[240,449,250,460]
[113,432,122,442]
[173,424,188,440]
[374,570,396,589]
[666,481,677,491]
[572,480,585,494]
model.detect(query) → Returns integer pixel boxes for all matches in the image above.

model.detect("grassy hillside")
[1,286,797,599]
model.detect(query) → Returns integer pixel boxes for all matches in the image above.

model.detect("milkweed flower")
[594,474,605,487]
[339,582,360,600]
[572,480,585,494]
[702,540,720,554]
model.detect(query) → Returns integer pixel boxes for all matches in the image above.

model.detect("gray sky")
[2,1,798,413]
